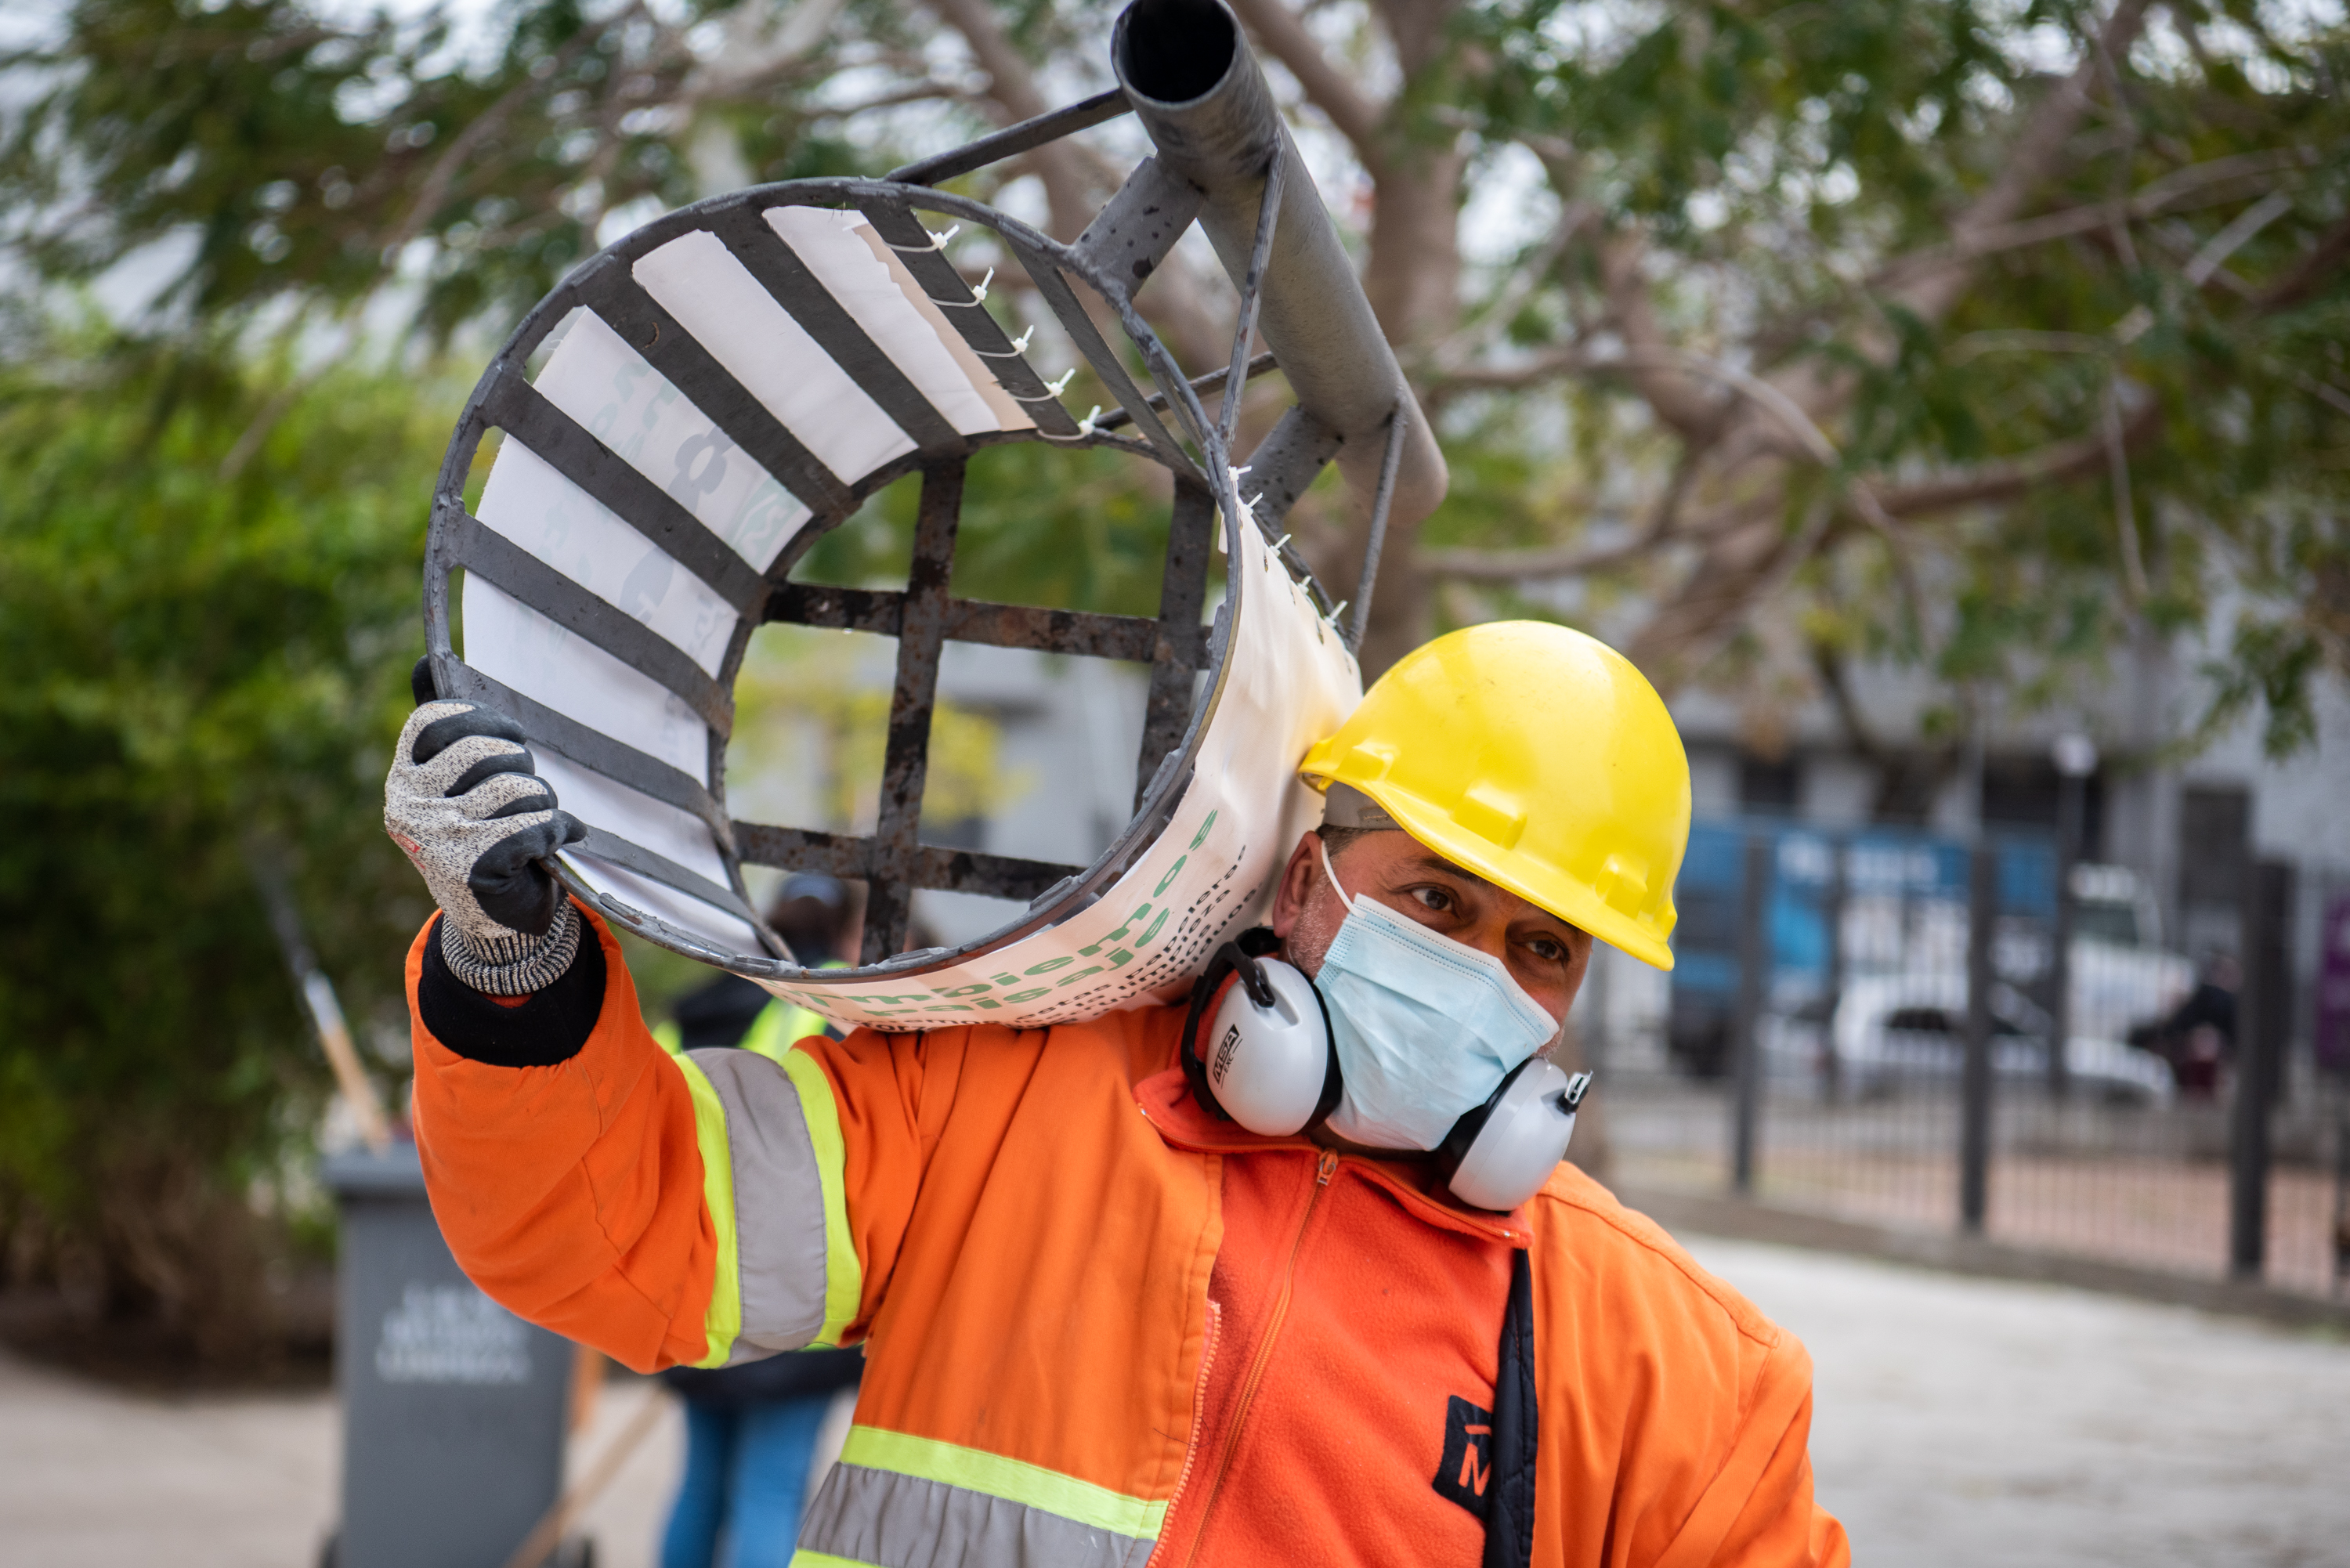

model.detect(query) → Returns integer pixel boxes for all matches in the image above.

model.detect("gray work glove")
[385,665,588,995]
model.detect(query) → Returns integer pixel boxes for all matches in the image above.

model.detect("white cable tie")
[973,325,1038,359]
[887,222,960,253]
[1076,404,1102,437]
[1327,599,1349,623]
[1273,533,1292,552]
[1226,464,1255,512]
[927,264,996,309]
[1044,367,1076,396]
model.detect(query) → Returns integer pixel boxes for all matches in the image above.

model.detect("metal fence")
[1589,822,2350,1300]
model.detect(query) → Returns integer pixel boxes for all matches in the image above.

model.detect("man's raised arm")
[383,683,918,1372]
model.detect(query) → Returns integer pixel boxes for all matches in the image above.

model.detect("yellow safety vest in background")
[653,963,845,1060]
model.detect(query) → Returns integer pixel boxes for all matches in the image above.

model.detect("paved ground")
[0,1348,685,1568]
[1687,1237,2350,1568]
[3,1241,2347,1566]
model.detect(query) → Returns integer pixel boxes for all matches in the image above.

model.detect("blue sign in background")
[1669,818,2057,1003]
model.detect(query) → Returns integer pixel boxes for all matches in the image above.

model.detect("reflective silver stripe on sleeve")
[684,1047,830,1357]
[797,1462,1156,1568]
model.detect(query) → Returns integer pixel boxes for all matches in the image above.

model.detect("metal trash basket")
[323,1143,586,1568]
[419,0,1441,1037]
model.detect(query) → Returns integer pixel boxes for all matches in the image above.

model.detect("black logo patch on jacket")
[1432,1393,1495,1519]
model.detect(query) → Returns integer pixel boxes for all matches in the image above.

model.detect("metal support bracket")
[1072,157,1206,298]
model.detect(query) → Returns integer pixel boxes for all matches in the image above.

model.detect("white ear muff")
[1182,932,1340,1136]
[1203,959,1336,1135]
[1437,1060,1592,1212]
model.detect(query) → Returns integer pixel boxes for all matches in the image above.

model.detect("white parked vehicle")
[1829,973,2175,1104]
[2066,863,2193,1044]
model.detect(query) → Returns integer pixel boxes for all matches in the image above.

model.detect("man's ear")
[1269,831,1325,941]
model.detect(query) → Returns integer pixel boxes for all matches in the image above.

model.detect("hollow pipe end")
[1114,0,1243,110]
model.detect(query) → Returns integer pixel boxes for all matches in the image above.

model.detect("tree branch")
[1885,146,2315,278]
[924,0,1101,241]
[1225,0,1385,161]
[1632,490,1842,689]
[1423,345,1589,396]
[1867,394,2163,518]
[678,0,848,107]
[1419,448,1747,582]
[2257,205,2350,313]
[806,81,981,120]
[1415,502,1750,581]
[1810,641,1890,764]
[381,12,618,258]
[1883,0,2155,322]
[917,0,1233,374]
[1598,232,1722,439]
[1426,195,1596,385]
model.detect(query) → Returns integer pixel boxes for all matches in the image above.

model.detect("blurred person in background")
[2131,951,2240,1097]
[653,873,862,1568]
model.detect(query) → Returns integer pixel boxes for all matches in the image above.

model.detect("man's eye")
[1527,938,1564,963]
[1409,887,1452,912]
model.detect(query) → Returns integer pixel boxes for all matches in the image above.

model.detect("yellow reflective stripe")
[653,1020,683,1056]
[840,1425,1169,1541]
[742,999,825,1067]
[671,1053,741,1369]
[786,1554,868,1568]
[779,1047,862,1349]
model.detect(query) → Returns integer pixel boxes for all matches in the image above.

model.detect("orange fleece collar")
[1132,1065,1534,1246]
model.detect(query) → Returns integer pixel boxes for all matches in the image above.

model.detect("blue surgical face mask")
[1311,844,1559,1151]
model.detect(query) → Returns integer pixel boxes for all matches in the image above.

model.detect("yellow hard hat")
[1298,621,1689,969]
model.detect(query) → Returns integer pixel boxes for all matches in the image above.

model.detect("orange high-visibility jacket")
[410,905,1849,1568]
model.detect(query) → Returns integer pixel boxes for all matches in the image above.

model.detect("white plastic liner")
[764,208,1033,437]
[634,230,913,486]
[530,309,813,572]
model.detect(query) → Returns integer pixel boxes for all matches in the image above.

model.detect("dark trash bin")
[324,1142,587,1568]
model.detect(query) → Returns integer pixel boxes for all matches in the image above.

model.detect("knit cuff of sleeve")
[418,904,606,1068]
[440,898,581,995]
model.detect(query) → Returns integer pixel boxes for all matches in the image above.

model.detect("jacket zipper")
[1175,1148,1337,1568]
[1148,1299,1220,1566]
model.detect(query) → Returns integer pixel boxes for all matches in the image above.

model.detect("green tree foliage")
[0,323,446,1355]
[0,0,895,340]
[1408,0,2349,756]
[9,0,2340,754]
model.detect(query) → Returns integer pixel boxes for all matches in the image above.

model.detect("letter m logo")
[1431,1394,1493,1519]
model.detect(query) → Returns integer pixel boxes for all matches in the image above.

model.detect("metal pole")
[1822,840,1847,1104]
[2333,1097,2349,1296]
[1343,404,1408,653]
[1961,841,1997,1234]
[862,458,965,963]
[1112,0,1447,528]
[248,840,392,1151]
[2049,776,2082,1097]
[2049,735,2095,1097]
[1731,833,1770,1194]
[2231,858,2294,1278]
